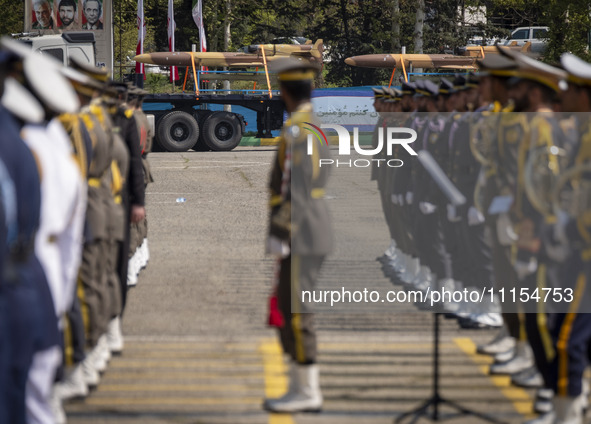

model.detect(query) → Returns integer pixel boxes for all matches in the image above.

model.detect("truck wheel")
[202,111,242,151]
[156,111,199,152]
[192,110,214,151]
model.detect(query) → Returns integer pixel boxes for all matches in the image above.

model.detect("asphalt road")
[66,148,536,424]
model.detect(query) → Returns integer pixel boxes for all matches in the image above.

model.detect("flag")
[167,0,179,81]
[135,0,145,76]
[192,0,207,52]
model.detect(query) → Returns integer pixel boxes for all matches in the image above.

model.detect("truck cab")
[504,26,549,54]
[18,32,97,67]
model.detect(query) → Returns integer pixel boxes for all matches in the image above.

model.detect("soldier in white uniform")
[0,38,86,424]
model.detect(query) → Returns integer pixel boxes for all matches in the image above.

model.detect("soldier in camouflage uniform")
[263,57,333,414]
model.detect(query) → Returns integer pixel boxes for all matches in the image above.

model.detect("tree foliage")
[0,0,589,85]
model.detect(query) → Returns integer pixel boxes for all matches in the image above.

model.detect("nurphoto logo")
[304,123,418,168]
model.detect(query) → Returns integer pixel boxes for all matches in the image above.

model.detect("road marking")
[259,339,295,424]
[454,338,534,418]
[96,383,280,392]
[319,342,455,350]
[108,360,277,369]
[105,371,264,379]
[84,397,260,406]
[153,164,267,170]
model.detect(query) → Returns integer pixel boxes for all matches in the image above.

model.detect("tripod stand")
[394,312,507,424]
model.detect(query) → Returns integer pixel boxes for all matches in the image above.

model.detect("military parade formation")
[0,37,152,424]
[370,45,591,424]
[3,17,591,424]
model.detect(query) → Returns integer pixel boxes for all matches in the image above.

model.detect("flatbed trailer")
[144,92,285,152]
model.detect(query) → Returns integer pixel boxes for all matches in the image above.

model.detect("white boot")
[553,395,584,424]
[127,254,139,287]
[98,335,112,365]
[264,364,322,413]
[477,326,515,355]
[411,266,433,291]
[88,336,110,374]
[49,390,67,424]
[489,340,534,375]
[54,364,88,400]
[80,355,100,388]
[143,238,150,265]
[263,362,299,410]
[400,257,420,284]
[523,411,555,424]
[106,316,124,354]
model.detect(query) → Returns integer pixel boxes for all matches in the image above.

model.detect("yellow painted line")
[108,360,268,369]
[120,351,261,358]
[97,383,278,392]
[105,371,264,379]
[259,339,295,424]
[260,137,281,146]
[319,343,455,350]
[454,338,534,417]
[84,397,260,406]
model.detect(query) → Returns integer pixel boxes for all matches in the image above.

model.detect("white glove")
[391,194,399,205]
[514,257,538,280]
[405,192,413,205]
[419,202,437,215]
[398,195,404,205]
[447,204,461,222]
[554,210,569,245]
[496,213,518,246]
[266,236,290,258]
[467,206,485,226]
[545,211,570,263]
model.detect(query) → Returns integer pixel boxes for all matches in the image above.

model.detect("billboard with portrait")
[31,0,56,31]
[24,0,113,72]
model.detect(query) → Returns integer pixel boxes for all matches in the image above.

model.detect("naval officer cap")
[477,50,518,78]
[497,45,566,92]
[371,86,385,99]
[0,37,79,115]
[383,87,398,102]
[465,72,479,88]
[401,81,416,95]
[70,56,110,83]
[0,48,44,123]
[392,87,403,101]
[438,78,455,95]
[268,57,320,82]
[61,66,104,98]
[560,53,591,88]
[415,80,439,97]
[452,74,467,91]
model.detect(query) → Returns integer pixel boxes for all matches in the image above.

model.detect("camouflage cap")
[477,49,518,78]
[497,45,566,92]
[70,56,110,83]
[268,57,320,82]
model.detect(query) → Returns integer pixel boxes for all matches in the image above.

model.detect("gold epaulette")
[89,104,105,125]
[110,160,123,195]
[124,108,134,119]
[80,113,94,131]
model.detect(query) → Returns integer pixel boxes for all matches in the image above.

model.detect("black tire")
[192,110,214,151]
[201,111,242,151]
[156,111,199,152]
